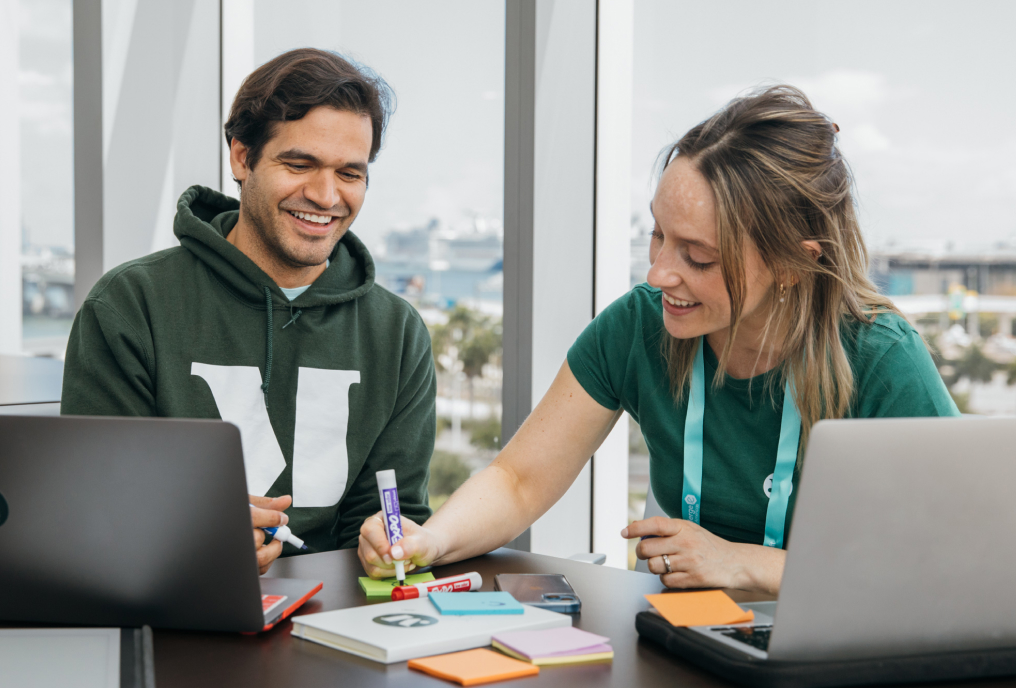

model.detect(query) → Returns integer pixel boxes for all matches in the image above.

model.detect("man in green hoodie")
[61,49,435,574]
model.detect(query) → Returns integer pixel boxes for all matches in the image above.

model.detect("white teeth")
[664,293,698,308]
[290,210,331,225]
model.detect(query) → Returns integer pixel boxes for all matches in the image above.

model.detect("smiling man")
[61,50,436,574]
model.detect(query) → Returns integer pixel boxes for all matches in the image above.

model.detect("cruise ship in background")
[373,216,504,314]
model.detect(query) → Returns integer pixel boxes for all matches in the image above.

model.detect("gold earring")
[779,283,786,303]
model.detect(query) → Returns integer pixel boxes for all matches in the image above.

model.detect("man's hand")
[250,494,292,575]
[358,512,443,579]
[623,516,784,593]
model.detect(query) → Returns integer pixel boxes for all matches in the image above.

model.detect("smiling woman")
[357,86,959,595]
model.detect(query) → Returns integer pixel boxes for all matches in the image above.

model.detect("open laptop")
[643,417,1016,669]
[0,415,321,633]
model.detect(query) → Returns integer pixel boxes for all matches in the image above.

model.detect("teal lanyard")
[681,338,801,548]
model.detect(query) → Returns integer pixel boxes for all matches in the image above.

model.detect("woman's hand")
[358,512,445,579]
[355,360,619,575]
[623,516,785,594]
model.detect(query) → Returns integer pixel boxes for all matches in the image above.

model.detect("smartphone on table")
[493,573,581,613]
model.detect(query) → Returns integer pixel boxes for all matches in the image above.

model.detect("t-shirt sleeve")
[856,330,960,418]
[566,291,639,412]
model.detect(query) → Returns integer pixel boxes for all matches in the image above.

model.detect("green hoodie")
[62,185,435,553]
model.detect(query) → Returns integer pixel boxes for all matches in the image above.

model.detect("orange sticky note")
[645,590,755,627]
[408,648,539,686]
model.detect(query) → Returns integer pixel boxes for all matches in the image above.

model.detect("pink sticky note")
[492,627,611,659]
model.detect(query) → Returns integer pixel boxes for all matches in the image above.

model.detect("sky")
[17,0,505,253]
[16,0,1016,255]
[631,0,1016,249]
[18,0,74,251]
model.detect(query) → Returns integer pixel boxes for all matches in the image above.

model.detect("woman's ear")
[788,241,823,287]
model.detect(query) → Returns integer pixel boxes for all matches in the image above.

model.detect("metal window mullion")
[501,0,536,552]
[73,0,105,308]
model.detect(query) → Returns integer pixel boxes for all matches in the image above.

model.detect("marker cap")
[391,586,420,601]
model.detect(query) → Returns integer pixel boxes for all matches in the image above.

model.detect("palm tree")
[953,344,998,385]
[460,325,501,417]
[428,306,503,417]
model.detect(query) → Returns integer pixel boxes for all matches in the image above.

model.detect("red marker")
[391,572,483,600]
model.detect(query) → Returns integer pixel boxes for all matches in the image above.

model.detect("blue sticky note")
[429,592,524,615]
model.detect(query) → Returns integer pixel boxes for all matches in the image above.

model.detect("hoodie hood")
[174,185,375,308]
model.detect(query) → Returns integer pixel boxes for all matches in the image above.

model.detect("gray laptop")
[0,415,320,633]
[671,417,1016,662]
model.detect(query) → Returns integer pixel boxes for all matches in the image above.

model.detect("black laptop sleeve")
[636,611,1016,688]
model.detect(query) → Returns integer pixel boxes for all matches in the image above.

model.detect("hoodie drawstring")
[262,287,273,406]
[283,305,303,329]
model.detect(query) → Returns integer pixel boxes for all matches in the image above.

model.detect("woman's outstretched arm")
[358,360,619,577]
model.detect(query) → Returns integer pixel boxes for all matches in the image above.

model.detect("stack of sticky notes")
[429,592,524,616]
[409,648,539,686]
[358,572,435,599]
[645,590,754,626]
[492,627,613,666]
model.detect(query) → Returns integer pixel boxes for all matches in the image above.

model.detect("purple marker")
[376,469,406,585]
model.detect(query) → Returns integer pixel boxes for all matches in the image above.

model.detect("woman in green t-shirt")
[358,86,958,594]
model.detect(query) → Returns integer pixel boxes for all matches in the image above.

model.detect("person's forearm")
[421,360,619,566]
[733,543,785,595]
[424,460,540,565]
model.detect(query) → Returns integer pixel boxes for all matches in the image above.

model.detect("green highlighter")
[358,573,436,599]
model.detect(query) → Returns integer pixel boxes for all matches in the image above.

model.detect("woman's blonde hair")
[660,85,898,458]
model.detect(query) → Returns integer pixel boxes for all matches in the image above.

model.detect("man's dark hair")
[224,48,394,174]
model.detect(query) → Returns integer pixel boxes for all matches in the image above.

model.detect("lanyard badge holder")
[681,338,801,548]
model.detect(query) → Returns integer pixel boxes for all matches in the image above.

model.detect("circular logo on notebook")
[373,613,438,628]
[0,491,7,527]
[763,474,793,498]
[685,495,697,505]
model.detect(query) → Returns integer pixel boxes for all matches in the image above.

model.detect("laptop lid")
[769,417,1016,662]
[0,415,266,632]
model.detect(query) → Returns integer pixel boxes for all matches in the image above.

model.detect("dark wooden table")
[152,548,747,687]
[151,548,1016,687]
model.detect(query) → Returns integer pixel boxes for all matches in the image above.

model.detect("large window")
[627,0,1016,566]
[17,0,75,358]
[245,0,506,508]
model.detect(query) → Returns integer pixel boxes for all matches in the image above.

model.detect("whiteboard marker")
[391,572,483,600]
[376,470,406,585]
[250,503,307,550]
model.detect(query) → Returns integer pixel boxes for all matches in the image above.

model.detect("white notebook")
[291,598,571,664]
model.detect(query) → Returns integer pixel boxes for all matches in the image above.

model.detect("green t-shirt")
[567,284,959,546]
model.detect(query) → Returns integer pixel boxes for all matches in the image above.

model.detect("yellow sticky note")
[645,590,754,627]
[409,648,539,686]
